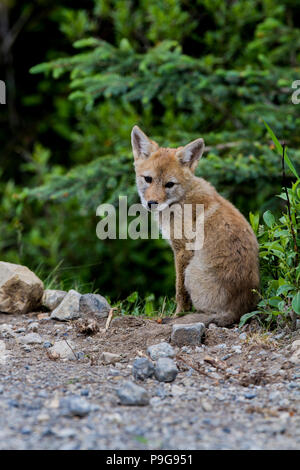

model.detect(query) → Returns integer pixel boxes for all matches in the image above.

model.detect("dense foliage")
[1,0,299,320]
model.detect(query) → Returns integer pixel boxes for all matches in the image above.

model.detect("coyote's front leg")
[174,250,193,315]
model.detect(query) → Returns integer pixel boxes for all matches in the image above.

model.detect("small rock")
[245,392,256,399]
[147,342,175,360]
[50,290,81,321]
[79,293,110,318]
[0,324,16,338]
[171,323,205,347]
[181,346,192,353]
[20,427,31,435]
[0,340,9,365]
[48,340,77,360]
[60,396,91,417]
[27,322,39,332]
[208,323,217,329]
[18,333,42,345]
[37,313,50,320]
[231,345,242,354]
[274,332,285,340]
[296,320,300,330]
[16,328,26,333]
[154,357,178,383]
[0,261,44,314]
[116,380,149,406]
[290,348,300,365]
[101,351,121,364]
[42,289,67,310]
[201,398,213,412]
[43,341,52,348]
[80,389,89,397]
[239,333,247,341]
[291,340,300,352]
[132,357,154,380]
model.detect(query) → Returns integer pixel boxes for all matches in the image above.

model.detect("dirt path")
[0,312,299,450]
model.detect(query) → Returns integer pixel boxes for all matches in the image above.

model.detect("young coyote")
[131,126,260,327]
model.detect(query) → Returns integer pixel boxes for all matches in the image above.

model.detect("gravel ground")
[0,312,299,450]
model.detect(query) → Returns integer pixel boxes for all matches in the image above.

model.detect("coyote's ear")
[131,125,158,160]
[176,138,205,171]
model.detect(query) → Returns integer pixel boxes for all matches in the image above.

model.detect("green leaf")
[263,120,299,179]
[239,311,259,327]
[263,210,275,227]
[126,291,138,303]
[292,292,300,314]
[249,211,259,234]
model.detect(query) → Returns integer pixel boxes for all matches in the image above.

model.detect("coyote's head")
[131,125,205,211]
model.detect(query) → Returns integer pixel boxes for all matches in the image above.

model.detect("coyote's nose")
[147,200,158,209]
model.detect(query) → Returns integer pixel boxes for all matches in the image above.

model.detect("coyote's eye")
[144,176,152,183]
[165,181,175,188]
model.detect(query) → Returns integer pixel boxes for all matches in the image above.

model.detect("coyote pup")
[131,126,260,327]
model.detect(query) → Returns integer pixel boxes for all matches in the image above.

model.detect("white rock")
[291,340,300,352]
[27,322,39,332]
[48,340,77,360]
[18,333,42,344]
[101,352,121,364]
[0,262,44,314]
[0,324,16,338]
[290,348,300,365]
[50,290,81,321]
[0,340,9,364]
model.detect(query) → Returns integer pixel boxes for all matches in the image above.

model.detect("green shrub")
[240,124,300,328]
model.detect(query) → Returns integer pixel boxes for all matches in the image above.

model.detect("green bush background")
[1,0,300,305]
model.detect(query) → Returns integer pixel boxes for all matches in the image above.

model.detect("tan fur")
[131,126,260,327]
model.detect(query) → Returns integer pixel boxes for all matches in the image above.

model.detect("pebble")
[48,340,77,360]
[239,333,247,341]
[16,328,26,333]
[132,357,154,380]
[0,324,16,338]
[27,322,39,332]
[116,381,149,406]
[171,323,205,346]
[147,342,175,361]
[59,396,92,417]
[18,333,42,345]
[100,352,121,364]
[231,345,242,354]
[244,392,256,399]
[43,341,52,348]
[154,357,178,382]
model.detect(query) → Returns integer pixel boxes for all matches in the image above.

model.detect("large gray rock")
[0,262,44,314]
[154,357,178,382]
[42,289,67,310]
[171,322,205,346]
[147,342,175,361]
[116,380,149,406]
[50,290,81,321]
[79,293,110,318]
